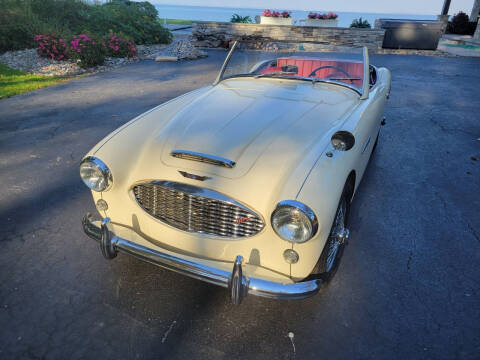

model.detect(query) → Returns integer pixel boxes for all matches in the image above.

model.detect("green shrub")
[69,34,106,68]
[0,0,171,53]
[91,1,172,45]
[350,17,371,28]
[104,34,137,58]
[34,34,70,61]
[0,0,49,52]
[230,14,253,23]
[446,12,477,35]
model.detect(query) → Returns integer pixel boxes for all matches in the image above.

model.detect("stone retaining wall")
[192,21,386,51]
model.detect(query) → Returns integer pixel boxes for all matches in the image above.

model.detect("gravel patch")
[158,39,207,60]
[0,39,203,77]
[0,48,142,76]
[136,44,169,60]
[0,49,82,76]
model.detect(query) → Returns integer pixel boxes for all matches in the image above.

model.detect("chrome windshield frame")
[213,40,238,85]
[213,40,367,97]
[360,46,370,100]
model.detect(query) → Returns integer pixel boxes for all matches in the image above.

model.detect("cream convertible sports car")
[81,41,391,304]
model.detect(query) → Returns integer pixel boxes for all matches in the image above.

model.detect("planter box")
[260,16,292,25]
[305,18,339,27]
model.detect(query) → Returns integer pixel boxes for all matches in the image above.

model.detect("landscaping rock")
[158,39,207,60]
[136,44,169,60]
[0,49,83,76]
[0,46,158,76]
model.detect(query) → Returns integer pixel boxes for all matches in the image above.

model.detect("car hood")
[93,78,359,206]
[157,78,359,179]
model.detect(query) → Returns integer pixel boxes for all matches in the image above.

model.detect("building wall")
[192,21,386,51]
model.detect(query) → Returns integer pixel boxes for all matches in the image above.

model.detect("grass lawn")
[0,63,74,99]
[164,19,193,25]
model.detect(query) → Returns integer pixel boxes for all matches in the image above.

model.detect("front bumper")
[82,213,322,304]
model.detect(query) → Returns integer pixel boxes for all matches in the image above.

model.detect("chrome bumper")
[82,213,322,304]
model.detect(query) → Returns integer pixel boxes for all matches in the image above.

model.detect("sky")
[149,0,475,15]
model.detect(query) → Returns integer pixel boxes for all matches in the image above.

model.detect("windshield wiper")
[254,71,298,79]
[328,78,362,81]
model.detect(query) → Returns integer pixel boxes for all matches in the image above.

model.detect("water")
[155,4,436,28]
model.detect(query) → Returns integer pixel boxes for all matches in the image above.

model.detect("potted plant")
[305,12,339,27]
[260,10,292,25]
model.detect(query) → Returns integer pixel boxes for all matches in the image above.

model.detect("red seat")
[260,57,363,88]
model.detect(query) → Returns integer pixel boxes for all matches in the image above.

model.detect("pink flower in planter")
[308,12,338,20]
[262,9,272,17]
[327,12,338,19]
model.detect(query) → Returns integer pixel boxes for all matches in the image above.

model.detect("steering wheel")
[308,65,354,84]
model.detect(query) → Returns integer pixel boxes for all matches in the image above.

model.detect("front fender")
[290,150,355,280]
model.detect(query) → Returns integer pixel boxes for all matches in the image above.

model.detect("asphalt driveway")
[0,50,479,360]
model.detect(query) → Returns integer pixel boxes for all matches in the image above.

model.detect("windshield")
[217,41,368,95]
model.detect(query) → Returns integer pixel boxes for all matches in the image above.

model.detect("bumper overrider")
[82,213,322,304]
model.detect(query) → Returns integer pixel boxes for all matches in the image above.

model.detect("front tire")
[311,189,351,282]
[372,130,380,154]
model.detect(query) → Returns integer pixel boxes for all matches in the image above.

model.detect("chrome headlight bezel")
[79,156,113,192]
[271,200,318,244]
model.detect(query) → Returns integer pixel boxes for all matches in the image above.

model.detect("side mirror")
[331,131,355,151]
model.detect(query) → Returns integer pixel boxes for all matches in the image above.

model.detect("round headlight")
[271,200,318,243]
[79,156,112,192]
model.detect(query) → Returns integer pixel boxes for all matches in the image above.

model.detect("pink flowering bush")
[104,35,137,58]
[34,32,140,68]
[69,34,106,68]
[308,12,338,20]
[262,9,291,18]
[34,34,69,61]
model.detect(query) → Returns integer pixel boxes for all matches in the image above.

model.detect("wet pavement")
[0,50,479,359]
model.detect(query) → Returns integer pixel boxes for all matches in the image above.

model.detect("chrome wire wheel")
[311,188,351,281]
[325,198,349,272]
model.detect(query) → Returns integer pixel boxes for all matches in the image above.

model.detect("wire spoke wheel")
[325,198,349,272]
[311,187,351,282]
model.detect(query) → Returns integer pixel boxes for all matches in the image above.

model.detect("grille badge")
[178,170,211,181]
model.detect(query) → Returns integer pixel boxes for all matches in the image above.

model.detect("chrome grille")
[132,181,264,238]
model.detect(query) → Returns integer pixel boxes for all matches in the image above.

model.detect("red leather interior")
[259,57,364,87]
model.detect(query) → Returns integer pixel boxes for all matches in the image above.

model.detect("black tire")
[311,185,351,283]
[372,130,380,154]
